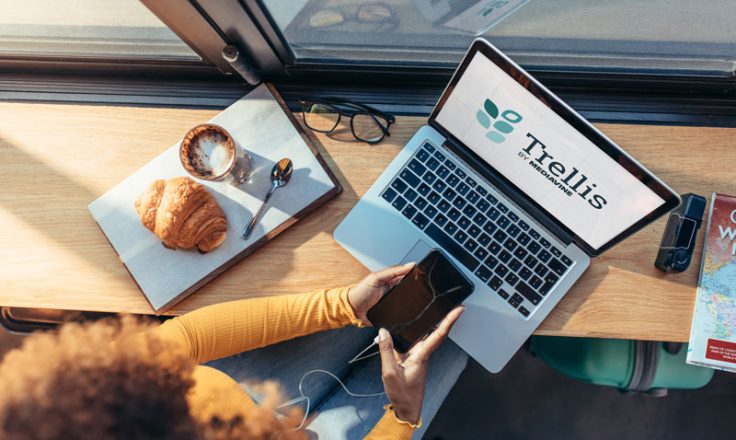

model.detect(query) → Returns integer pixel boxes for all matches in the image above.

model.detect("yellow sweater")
[151,287,415,439]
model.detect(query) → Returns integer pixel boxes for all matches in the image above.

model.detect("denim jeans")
[207,326,468,439]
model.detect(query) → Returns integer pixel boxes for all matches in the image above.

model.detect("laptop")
[334,38,680,373]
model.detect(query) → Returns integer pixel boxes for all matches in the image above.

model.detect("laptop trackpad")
[400,240,433,265]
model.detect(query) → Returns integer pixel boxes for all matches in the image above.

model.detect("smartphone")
[367,249,475,353]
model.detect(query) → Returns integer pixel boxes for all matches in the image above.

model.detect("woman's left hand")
[347,263,415,326]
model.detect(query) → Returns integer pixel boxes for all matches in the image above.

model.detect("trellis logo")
[476,98,523,143]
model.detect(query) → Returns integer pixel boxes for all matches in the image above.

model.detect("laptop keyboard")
[381,141,574,319]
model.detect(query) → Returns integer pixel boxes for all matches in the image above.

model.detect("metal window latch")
[222,44,261,86]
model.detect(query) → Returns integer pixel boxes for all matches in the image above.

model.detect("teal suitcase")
[528,336,714,396]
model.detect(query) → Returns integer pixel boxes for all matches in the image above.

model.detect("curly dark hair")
[0,316,305,440]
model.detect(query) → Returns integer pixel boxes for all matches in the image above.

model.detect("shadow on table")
[598,163,728,290]
[0,128,361,314]
[539,263,610,333]
[0,134,123,281]
[171,130,367,312]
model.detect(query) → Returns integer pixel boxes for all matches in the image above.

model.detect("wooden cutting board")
[88,84,340,313]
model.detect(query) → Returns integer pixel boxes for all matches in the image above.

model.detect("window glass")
[262,0,736,73]
[0,0,199,60]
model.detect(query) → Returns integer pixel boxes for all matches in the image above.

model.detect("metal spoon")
[241,158,294,240]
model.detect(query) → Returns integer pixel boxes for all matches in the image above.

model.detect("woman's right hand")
[377,306,464,425]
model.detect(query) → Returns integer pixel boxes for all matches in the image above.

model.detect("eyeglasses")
[308,3,398,32]
[298,97,396,144]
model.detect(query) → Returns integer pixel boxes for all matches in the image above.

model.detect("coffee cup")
[179,123,251,185]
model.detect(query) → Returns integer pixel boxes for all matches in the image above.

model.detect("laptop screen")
[431,40,678,254]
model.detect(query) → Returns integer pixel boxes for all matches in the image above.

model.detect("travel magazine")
[688,193,736,372]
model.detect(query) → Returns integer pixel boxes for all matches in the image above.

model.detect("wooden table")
[0,101,731,342]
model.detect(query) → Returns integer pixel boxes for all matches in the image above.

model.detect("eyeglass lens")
[304,103,340,132]
[352,113,388,143]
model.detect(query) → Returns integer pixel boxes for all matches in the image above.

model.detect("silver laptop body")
[334,39,679,373]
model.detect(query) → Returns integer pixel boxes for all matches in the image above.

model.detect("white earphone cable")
[275,336,385,433]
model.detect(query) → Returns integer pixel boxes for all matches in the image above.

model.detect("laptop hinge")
[439,136,575,247]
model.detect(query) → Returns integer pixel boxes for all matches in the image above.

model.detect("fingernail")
[379,328,389,341]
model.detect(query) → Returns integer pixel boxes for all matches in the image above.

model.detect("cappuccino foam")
[187,131,234,177]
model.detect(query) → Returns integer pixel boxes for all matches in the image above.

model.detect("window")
[261,0,736,75]
[0,0,199,61]
[2,0,735,122]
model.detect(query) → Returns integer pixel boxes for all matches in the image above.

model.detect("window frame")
[241,0,736,127]
[2,0,736,127]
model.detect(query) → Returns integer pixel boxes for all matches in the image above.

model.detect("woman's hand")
[378,306,464,424]
[347,263,415,326]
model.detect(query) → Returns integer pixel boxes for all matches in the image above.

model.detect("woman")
[0,264,465,439]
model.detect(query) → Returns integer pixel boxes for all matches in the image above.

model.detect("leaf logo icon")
[476,98,523,143]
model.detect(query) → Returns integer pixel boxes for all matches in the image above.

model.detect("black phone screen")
[366,249,474,353]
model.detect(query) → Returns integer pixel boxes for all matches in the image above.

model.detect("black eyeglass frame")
[298,96,396,144]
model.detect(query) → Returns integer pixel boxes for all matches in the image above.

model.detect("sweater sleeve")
[364,409,417,440]
[150,286,362,363]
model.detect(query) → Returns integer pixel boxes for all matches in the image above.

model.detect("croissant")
[135,177,228,252]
